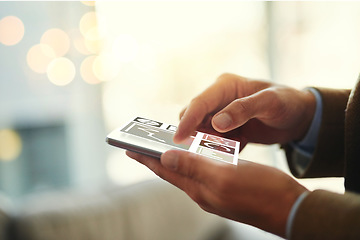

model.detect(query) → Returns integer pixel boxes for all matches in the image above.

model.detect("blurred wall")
[0,2,108,199]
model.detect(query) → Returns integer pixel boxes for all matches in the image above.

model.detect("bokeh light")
[71,29,91,55]
[40,28,70,57]
[84,24,101,41]
[80,55,101,84]
[84,38,103,54]
[0,16,25,46]
[79,11,104,54]
[47,57,76,86]
[27,44,56,73]
[79,11,98,40]
[112,34,139,63]
[0,129,22,162]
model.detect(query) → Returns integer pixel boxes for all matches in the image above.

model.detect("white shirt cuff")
[286,191,310,239]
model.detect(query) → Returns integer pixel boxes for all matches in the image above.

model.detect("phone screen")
[106,117,240,165]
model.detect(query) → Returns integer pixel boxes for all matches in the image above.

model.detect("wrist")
[263,178,309,238]
[276,186,309,238]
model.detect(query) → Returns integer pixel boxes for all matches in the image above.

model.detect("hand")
[174,73,316,147]
[126,149,308,238]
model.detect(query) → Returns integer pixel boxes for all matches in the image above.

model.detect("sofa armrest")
[11,179,227,240]
[0,192,13,240]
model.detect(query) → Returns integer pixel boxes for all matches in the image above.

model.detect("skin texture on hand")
[174,73,316,147]
[126,73,314,237]
[126,150,308,238]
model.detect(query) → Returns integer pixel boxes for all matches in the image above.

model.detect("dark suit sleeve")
[284,88,351,178]
[290,190,360,240]
[285,88,360,240]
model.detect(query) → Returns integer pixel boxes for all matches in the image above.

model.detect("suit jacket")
[285,77,360,239]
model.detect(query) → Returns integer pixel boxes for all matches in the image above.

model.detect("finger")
[174,76,238,143]
[126,151,206,192]
[161,150,243,214]
[179,107,187,120]
[211,88,281,132]
[126,150,186,185]
[160,150,227,187]
[125,151,164,175]
[126,151,216,211]
[160,150,228,211]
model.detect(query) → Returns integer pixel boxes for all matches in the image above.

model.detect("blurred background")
[1,0,360,213]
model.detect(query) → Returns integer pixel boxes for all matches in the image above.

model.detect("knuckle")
[216,73,237,84]
[190,96,209,113]
[190,96,204,106]
[263,88,279,100]
[181,154,198,177]
[232,98,249,113]
[216,73,247,86]
[262,88,285,111]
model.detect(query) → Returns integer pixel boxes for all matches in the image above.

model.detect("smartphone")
[106,116,240,165]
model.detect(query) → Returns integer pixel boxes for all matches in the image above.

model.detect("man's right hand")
[174,73,317,147]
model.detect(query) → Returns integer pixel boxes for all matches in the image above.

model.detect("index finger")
[174,75,239,143]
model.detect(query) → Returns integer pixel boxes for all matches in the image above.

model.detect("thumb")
[161,150,221,184]
[211,89,278,132]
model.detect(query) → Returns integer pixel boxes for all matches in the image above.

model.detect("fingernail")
[213,113,232,130]
[161,151,179,170]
